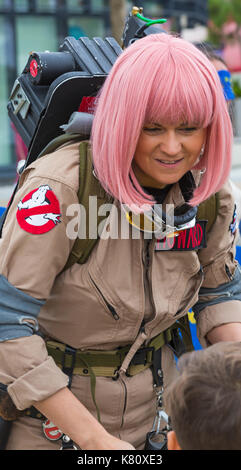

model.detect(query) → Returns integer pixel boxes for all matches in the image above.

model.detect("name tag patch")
[155,220,207,251]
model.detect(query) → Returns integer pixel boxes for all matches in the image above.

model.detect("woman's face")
[133,123,207,188]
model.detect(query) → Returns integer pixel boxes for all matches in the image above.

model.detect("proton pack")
[9,36,121,168]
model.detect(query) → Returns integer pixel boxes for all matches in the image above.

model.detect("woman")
[1,33,241,450]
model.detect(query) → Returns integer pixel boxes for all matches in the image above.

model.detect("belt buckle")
[130,346,154,366]
[61,345,76,375]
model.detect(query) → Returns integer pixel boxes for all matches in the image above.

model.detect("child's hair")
[165,341,241,450]
[91,33,233,210]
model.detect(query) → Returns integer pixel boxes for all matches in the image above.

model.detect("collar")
[124,170,202,236]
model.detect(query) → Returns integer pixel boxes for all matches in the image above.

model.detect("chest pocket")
[152,249,203,319]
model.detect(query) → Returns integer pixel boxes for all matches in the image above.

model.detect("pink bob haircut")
[91,33,233,209]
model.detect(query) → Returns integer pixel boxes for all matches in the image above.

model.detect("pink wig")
[91,33,233,209]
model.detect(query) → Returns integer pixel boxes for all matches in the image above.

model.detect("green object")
[196,192,219,232]
[232,79,241,98]
[46,328,172,423]
[136,12,167,26]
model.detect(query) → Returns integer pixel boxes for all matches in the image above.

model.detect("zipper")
[89,275,120,320]
[145,238,156,316]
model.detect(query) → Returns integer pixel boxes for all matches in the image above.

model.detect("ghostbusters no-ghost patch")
[16,185,61,234]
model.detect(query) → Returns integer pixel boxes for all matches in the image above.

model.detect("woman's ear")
[167,430,182,450]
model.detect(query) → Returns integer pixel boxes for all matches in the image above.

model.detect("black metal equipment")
[8,36,122,168]
[0,36,122,235]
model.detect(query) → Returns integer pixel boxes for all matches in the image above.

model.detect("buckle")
[130,346,154,366]
[151,348,163,387]
[61,345,76,387]
[168,329,186,358]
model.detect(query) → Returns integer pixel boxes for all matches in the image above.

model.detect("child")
[166,341,241,450]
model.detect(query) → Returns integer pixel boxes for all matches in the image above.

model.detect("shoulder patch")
[16,185,61,234]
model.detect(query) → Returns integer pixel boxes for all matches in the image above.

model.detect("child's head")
[166,341,241,450]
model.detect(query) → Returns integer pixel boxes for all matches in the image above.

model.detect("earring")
[199,145,206,174]
[199,145,205,158]
[193,145,205,167]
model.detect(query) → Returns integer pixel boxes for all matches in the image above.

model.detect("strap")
[36,133,85,160]
[46,329,172,378]
[22,327,180,423]
[46,328,173,423]
[174,316,194,353]
[197,193,219,233]
[47,340,129,376]
[63,141,112,270]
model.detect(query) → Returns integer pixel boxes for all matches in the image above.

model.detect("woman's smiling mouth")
[155,157,184,167]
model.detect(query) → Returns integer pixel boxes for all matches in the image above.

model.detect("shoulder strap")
[32,134,110,270]
[196,192,220,232]
[63,141,112,270]
[37,133,85,160]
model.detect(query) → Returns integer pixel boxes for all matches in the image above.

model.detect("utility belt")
[45,328,172,380]
[21,328,173,425]
[45,314,194,381]
[0,320,190,422]
[27,328,174,424]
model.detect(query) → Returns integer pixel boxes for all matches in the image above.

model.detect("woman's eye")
[179,127,198,132]
[143,127,162,132]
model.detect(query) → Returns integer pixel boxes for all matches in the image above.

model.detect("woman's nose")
[159,132,182,156]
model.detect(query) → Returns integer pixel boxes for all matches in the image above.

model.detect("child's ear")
[167,430,182,450]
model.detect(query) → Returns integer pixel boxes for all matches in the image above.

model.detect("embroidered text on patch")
[155,220,207,251]
[16,185,61,234]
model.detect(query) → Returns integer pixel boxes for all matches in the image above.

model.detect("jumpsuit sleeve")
[193,180,241,348]
[0,166,79,410]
